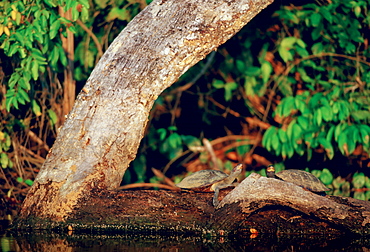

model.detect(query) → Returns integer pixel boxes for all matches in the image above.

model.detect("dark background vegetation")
[0,0,369,217]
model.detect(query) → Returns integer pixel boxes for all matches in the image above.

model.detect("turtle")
[176,164,243,207]
[266,164,330,195]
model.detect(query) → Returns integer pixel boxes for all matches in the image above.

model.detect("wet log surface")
[13,173,370,237]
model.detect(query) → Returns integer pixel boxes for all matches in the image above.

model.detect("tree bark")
[17,0,274,222]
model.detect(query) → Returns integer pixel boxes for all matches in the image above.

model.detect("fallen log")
[13,173,370,237]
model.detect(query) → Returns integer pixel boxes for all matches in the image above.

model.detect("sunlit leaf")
[0,153,9,168]
[212,79,224,89]
[24,179,34,186]
[261,61,272,83]
[106,7,131,22]
[31,100,42,116]
[319,168,333,185]
[47,109,58,127]
[352,172,366,189]
[49,19,61,39]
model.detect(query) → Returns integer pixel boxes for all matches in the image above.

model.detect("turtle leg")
[212,187,220,207]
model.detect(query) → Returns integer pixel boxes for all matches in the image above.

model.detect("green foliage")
[319,168,334,185]
[212,80,239,101]
[0,0,92,200]
[0,0,148,199]
[260,0,370,161]
[353,172,366,189]
[0,0,89,111]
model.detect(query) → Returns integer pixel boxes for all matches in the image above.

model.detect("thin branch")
[116,183,180,191]
[76,19,104,60]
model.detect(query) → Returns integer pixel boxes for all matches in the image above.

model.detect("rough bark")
[17,0,274,222]
[13,174,370,236]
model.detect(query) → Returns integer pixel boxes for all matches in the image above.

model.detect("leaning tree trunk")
[18,0,274,222]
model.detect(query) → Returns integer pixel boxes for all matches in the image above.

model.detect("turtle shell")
[176,170,228,191]
[275,169,330,193]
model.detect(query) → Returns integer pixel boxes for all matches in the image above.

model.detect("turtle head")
[231,163,243,175]
[266,164,275,178]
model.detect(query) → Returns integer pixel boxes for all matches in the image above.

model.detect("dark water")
[2,229,370,252]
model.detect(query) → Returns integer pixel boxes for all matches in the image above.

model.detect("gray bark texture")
[18,0,274,221]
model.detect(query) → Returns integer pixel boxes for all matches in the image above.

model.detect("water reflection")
[2,230,370,252]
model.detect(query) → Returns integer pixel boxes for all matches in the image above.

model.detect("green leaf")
[167,133,182,149]
[297,116,309,130]
[167,125,177,131]
[261,61,272,83]
[71,2,79,21]
[319,7,332,23]
[318,137,334,159]
[244,76,257,96]
[311,28,321,41]
[352,172,366,189]
[262,126,277,150]
[271,133,280,151]
[320,106,333,122]
[280,37,297,48]
[319,168,333,185]
[59,46,68,67]
[326,125,335,142]
[295,98,308,114]
[278,129,288,143]
[212,80,224,89]
[315,108,322,126]
[224,82,238,101]
[49,19,61,39]
[31,60,39,80]
[281,96,295,117]
[32,100,42,116]
[352,110,370,121]
[95,0,108,8]
[295,39,306,48]
[79,0,90,8]
[24,179,34,186]
[292,123,303,147]
[18,88,30,103]
[49,46,59,67]
[106,7,131,22]
[311,169,321,178]
[244,66,261,76]
[47,109,58,127]
[359,125,370,145]
[157,128,167,141]
[311,42,323,54]
[365,177,370,189]
[310,12,321,27]
[337,133,347,156]
[338,101,350,120]
[81,6,89,23]
[354,191,366,201]
[181,135,201,148]
[0,153,9,168]
[236,60,246,73]
[278,47,293,63]
[44,0,57,7]
[31,48,46,62]
[332,176,345,189]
